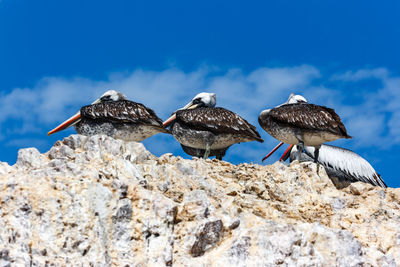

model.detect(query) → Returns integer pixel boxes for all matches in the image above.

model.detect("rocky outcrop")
[0,134,399,266]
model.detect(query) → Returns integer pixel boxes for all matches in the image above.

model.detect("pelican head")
[95,90,127,103]
[163,92,217,127]
[180,92,217,110]
[286,93,308,104]
[47,90,126,136]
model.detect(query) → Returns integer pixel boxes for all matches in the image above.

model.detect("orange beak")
[262,142,284,162]
[163,100,201,127]
[163,114,177,127]
[47,111,81,136]
[279,144,294,161]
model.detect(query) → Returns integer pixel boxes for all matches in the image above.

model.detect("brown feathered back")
[81,100,164,127]
[176,107,263,142]
[268,103,351,138]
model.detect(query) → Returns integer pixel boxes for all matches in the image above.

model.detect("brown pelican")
[47,90,168,141]
[263,143,387,188]
[258,94,351,163]
[163,92,263,159]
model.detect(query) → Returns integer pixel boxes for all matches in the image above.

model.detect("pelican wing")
[176,107,263,142]
[81,100,164,127]
[270,104,351,138]
[304,145,387,188]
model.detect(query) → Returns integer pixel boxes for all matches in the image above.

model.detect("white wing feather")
[294,145,386,187]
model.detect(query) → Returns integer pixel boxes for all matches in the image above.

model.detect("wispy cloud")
[331,68,400,148]
[331,68,389,81]
[0,65,318,132]
[1,65,399,163]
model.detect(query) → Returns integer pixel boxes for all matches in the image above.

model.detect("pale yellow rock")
[0,134,398,266]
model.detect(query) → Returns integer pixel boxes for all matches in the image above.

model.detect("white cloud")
[388,113,400,143]
[331,68,389,81]
[0,65,319,131]
[330,68,400,148]
[1,65,400,163]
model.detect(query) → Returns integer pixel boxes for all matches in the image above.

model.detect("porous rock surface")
[0,134,399,266]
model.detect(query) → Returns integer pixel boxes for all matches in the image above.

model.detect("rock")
[347,182,372,195]
[0,162,11,175]
[0,134,398,266]
[190,220,224,257]
[178,190,214,221]
[16,147,46,169]
[62,134,88,150]
[300,223,364,266]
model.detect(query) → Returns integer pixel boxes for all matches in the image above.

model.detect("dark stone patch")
[62,135,85,150]
[139,179,148,189]
[8,230,18,243]
[72,241,82,249]
[190,220,223,257]
[143,231,151,239]
[142,229,160,240]
[119,184,128,199]
[41,249,47,256]
[0,249,10,261]
[6,183,17,189]
[54,140,63,147]
[35,209,44,217]
[228,220,240,230]
[20,203,32,214]
[112,204,132,223]
[204,207,210,218]
[82,246,90,256]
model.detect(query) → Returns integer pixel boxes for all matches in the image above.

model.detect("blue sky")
[0,0,399,187]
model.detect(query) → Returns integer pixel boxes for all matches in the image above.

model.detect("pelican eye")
[100,95,112,102]
[192,98,202,104]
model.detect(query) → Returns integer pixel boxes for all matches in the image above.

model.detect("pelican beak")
[91,98,101,105]
[180,100,200,111]
[163,114,176,127]
[286,93,295,103]
[279,144,294,162]
[47,95,103,136]
[163,101,200,127]
[47,111,81,136]
[262,142,284,162]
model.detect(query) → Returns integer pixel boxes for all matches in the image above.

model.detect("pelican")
[258,94,351,163]
[163,92,263,159]
[47,90,168,141]
[263,143,387,188]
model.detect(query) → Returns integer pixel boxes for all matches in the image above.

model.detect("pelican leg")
[217,147,228,161]
[297,141,304,161]
[314,146,322,175]
[203,143,211,159]
[314,147,320,163]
